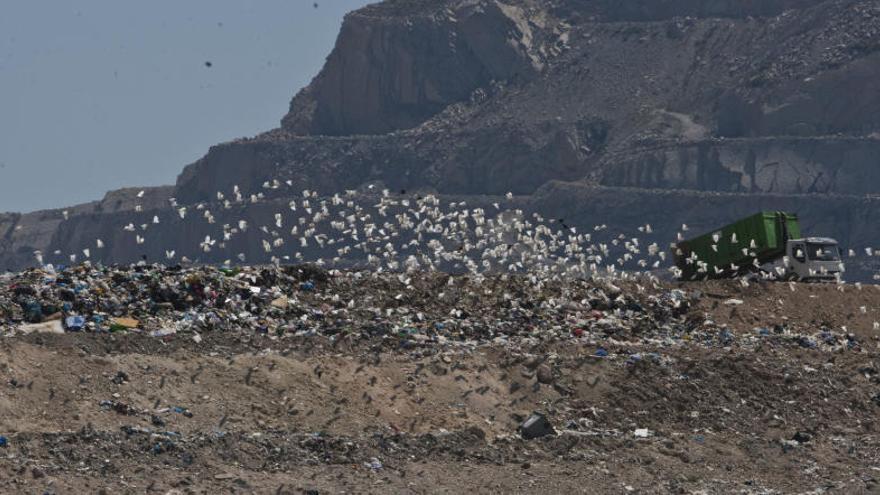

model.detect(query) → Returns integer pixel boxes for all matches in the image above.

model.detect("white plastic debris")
[633,428,651,438]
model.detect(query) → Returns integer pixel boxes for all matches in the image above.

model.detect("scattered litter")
[112,317,140,329]
[519,412,555,440]
[64,315,86,331]
[19,320,64,335]
[0,261,867,359]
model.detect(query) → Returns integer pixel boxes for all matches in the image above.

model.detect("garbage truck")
[673,211,844,281]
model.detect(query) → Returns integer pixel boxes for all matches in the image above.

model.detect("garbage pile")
[0,262,864,355]
[0,263,330,338]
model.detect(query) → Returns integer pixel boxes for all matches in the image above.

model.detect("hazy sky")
[0,0,371,213]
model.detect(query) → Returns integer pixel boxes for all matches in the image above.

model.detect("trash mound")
[2,263,877,355]
[0,263,879,492]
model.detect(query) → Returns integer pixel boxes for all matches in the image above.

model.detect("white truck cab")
[781,237,844,281]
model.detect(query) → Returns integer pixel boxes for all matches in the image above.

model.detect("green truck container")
[674,211,802,280]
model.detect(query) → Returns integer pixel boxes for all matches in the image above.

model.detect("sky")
[0,0,372,213]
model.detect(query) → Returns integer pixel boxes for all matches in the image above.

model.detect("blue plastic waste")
[65,315,86,331]
[173,406,193,418]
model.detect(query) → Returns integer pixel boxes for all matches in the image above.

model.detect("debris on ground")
[519,413,555,440]
[0,263,878,492]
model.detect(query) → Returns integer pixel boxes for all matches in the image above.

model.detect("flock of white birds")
[31,180,880,287]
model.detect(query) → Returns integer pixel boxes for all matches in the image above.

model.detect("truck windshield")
[807,243,840,261]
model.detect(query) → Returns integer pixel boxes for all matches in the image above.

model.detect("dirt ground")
[2,279,880,494]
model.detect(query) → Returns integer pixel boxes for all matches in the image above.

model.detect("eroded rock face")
[0,187,173,271]
[282,1,566,136]
[184,0,880,202]
[176,116,609,204]
[599,137,880,195]
[588,0,824,21]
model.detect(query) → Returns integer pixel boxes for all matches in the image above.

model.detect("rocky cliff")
[3,0,880,277]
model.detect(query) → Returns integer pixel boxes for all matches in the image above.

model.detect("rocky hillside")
[3,0,880,275]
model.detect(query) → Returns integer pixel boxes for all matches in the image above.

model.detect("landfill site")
[2,234,880,492]
[5,0,880,493]
[4,140,878,494]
